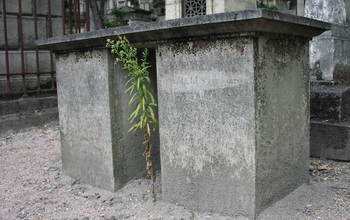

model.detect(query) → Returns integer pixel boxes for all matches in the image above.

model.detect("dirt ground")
[0,122,349,220]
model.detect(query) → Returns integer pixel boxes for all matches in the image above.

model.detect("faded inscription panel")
[157,38,256,217]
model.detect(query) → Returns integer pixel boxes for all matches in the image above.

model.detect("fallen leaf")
[140,199,148,204]
[189,213,195,220]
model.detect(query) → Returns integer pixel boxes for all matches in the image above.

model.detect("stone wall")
[305,0,350,25]
[37,8,329,217]
[157,34,310,218]
[157,38,257,217]
[306,0,350,161]
[305,0,350,81]
[56,48,160,191]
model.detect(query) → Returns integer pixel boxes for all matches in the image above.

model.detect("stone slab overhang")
[36,9,331,51]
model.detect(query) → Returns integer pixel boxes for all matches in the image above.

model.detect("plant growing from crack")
[106,36,157,200]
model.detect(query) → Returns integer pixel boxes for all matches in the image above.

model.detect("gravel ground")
[0,122,349,220]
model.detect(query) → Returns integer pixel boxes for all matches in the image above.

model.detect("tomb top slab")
[37,9,330,51]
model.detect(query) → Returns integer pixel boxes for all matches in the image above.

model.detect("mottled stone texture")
[56,48,159,191]
[306,0,350,161]
[311,121,350,161]
[305,0,350,81]
[308,25,350,81]
[157,36,309,219]
[310,84,350,161]
[305,0,350,25]
[254,35,310,214]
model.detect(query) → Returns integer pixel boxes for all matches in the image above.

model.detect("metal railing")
[1,0,91,99]
[64,0,90,34]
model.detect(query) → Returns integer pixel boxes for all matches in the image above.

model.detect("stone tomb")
[37,9,330,219]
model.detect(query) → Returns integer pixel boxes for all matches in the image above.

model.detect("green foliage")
[111,7,128,19]
[104,7,129,28]
[129,0,139,6]
[104,19,127,28]
[106,36,158,137]
[104,0,140,28]
[256,0,278,9]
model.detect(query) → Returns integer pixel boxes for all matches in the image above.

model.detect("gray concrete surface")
[36,9,330,51]
[311,120,350,161]
[157,38,256,218]
[38,9,329,219]
[0,96,57,116]
[254,35,310,215]
[310,82,350,161]
[55,48,159,192]
[306,0,350,162]
[305,0,350,25]
[1,125,349,219]
[309,84,350,161]
[0,107,58,137]
[0,96,58,136]
[305,0,350,81]
[156,34,310,219]
[308,25,350,81]
[310,85,350,121]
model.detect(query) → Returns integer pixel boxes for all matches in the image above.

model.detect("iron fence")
[64,0,90,34]
[1,0,91,99]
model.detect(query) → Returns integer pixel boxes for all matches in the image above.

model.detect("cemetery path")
[0,123,349,220]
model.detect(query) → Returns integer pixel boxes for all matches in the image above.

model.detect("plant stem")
[144,130,156,201]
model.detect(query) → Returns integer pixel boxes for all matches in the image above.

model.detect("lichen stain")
[157,38,256,177]
[163,37,251,56]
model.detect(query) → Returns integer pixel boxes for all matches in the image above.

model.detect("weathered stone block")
[37,9,329,218]
[305,0,350,81]
[306,0,350,161]
[311,120,350,161]
[309,25,350,81]
[56,48,159,191]
[165,0,182,20]
[311,85,350,121]
[305,0,350,25]
[223,0,257,12]
[156,35,310,218]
